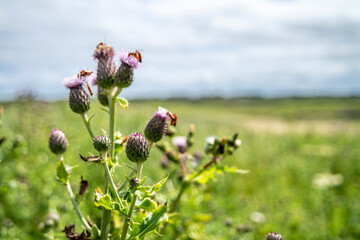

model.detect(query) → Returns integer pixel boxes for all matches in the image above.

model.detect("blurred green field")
[1,97,360,239]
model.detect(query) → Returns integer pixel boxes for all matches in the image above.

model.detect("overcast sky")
[0,0,360,100]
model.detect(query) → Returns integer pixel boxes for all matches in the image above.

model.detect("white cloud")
[0,0,360,100]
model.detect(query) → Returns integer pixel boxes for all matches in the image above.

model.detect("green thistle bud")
[129,177,140,188]
[49,128,68,155]
[115,64,134,88]
[93,43,116,89]
[97,86,109,106]
[266,233,284,240]
[126,133,150,163]
[93,135,111,153]
[69,86,90,114]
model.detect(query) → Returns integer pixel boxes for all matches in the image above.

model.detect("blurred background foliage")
[0,97,360,239]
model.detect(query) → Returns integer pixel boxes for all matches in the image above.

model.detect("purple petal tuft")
[63,75,86,89]
[119,52,139,69]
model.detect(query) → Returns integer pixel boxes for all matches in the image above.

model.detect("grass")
[0,97,360,239]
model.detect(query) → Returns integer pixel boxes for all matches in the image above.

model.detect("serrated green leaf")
[136,176,169,199]
[117,97,129,109]
[94,194,112,210]
[113,202,128,215]
[190,165,249,185]
[221,165,249,174]
[129,204,168,239]
[56,160,69,184]
[136,198,157,212]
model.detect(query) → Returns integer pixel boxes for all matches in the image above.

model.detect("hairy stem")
[120,163,143,240]
[58,155,91,232]
[80,113,95,139]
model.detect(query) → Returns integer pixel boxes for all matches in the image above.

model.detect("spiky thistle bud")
[126,133,150,163]
[98,86,109,106]
[93,135,111,153]
[49,128,68,155]
[114,52,140,88]
[89,73,109,106]
[93,43,116,89]
[63,75,90,114]
[266,233,284,240]
[144,107,168,143]
[129,177,140,188]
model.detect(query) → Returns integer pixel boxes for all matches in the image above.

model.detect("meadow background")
[0,97,359,239]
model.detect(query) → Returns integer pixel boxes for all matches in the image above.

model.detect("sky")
[0,0,360,100]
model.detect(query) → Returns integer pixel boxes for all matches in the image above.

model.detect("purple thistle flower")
[63,75,86,89]
[89,73,97,86]
[93,42,114,60]
[93,42,116,89]
[172,136,187,153]
[119,52,140,69]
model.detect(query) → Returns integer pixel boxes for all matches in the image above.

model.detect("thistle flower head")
[89,73,97,86]
[125,133,150,163]
[68,86,90,114]
[49,128,68,155]
[172,136,187,153]
[155,106,168,119]
[266,233,284,240]
[144,106,169,143]
[93,43,116,89]
[63,75,86,89]
[93,42,114,60]
[93,135,111,153]
[119,51,140,69]
[97,86,109,106]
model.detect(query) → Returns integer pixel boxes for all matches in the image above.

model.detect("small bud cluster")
[49,128,68,155]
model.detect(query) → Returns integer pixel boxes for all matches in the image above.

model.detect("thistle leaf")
[56,160,69,184]
[129,204,168,239]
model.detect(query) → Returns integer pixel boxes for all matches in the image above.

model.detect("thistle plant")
[47,42,277,240]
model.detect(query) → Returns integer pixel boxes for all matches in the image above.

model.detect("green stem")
[81,113,95,139]
[66,181,92,232]
[157,182,188,239]
[104,157,124,209]
[108,91,116,162]
[120,163,143,240]
[100,172,111,240]
[58,155,91,232]
[100,89,116,240]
